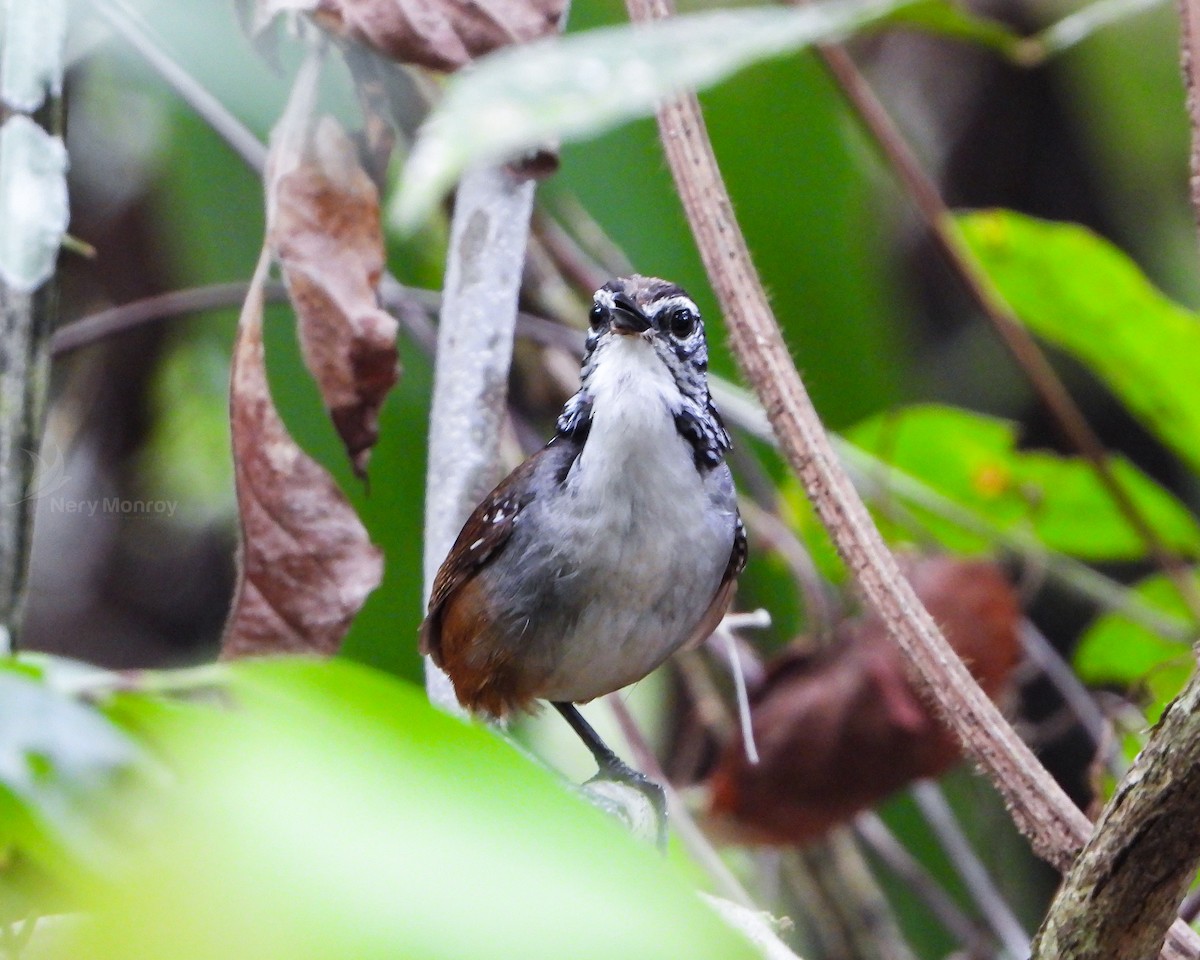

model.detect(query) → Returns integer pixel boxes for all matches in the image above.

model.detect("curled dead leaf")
[222,252,384,659]
[708,556,1022,846]
[255,0,565,71]
[268,115,399,478]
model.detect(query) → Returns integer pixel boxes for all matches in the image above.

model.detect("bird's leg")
[553,701,667,843]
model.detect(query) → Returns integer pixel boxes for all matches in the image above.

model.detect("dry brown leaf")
[268,115,399,479]
[222,251,384,659]
[257,0,564,71]
[707,556,1022,846]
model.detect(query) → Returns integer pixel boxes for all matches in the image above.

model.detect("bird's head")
[557,275,730,468]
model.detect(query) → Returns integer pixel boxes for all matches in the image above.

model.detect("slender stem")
[911,781,1030,960]
[90,0,268,173]
[52,282,286,355]
[1017,619,1115,761]
[785,837,918,960]
[624,0,1098,881]
[855,813,986,952]
[815,42,1200,626]
[0,0,67,651]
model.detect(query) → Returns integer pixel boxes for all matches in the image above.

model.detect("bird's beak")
[610,304,650,336]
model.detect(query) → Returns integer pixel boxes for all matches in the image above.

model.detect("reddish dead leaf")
[222,253,384,659]
[255,0,564,72]
[268,115,399,479]
[707,556,1021,846]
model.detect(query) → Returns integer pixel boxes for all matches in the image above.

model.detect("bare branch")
[1030,667,1200,959]
[421,165,535,711]
[629,0,1089,864]
[911,781,1030,959]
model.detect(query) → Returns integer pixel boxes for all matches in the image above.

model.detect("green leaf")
[958,210,1200,476]
[393,0,920,229]
[1074,571,1197,721]
[66,659,761,960]
[845,404,1200,561]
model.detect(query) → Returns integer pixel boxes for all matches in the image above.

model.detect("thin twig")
[709,379,1192,641]
[815,42,1200,626]
[855,812,986,953]
[911,781,1030,960]
[626,0,1093,883]
[90,0,268,172]
[782,839,918,960]
[52,282,286,355]
[1017,619,1115,763]
[52,280,578,360]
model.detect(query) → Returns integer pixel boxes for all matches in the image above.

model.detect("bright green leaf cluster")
[1074,572,1198,721]
[845,404,1200,562]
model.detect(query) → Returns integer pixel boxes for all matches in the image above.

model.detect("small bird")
[421,275,745,806]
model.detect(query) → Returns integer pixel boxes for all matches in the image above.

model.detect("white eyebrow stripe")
[593,288,617,309]
[652,295,700,316]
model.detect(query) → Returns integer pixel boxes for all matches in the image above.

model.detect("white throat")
[575,336,685,476]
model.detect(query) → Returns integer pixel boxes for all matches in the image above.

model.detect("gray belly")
[479,462,737,703]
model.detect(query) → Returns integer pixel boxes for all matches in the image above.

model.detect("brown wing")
[419,449,548,664]
[681,512,748,651]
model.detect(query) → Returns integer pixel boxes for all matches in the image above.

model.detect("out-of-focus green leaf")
[65,659,760,960]
[1074,572,1197,721]
[958,210,1200,475]
[846,404,1200,561]
[394,0,920,228]
[0,665,141,872]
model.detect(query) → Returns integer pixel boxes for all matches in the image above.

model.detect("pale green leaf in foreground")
[846,404,1200,561]
[64,659,760,960]
[393,0,918,229]
[959,210,1200,476]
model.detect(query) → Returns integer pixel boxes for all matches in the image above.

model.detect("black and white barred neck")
[555,275,732,470]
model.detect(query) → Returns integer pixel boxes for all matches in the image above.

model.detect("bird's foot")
[586,757,668,850]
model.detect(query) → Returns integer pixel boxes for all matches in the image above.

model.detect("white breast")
[530,336,736,702]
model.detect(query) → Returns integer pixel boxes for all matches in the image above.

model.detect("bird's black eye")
[669,307,697,338]
[588,303,606,330]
